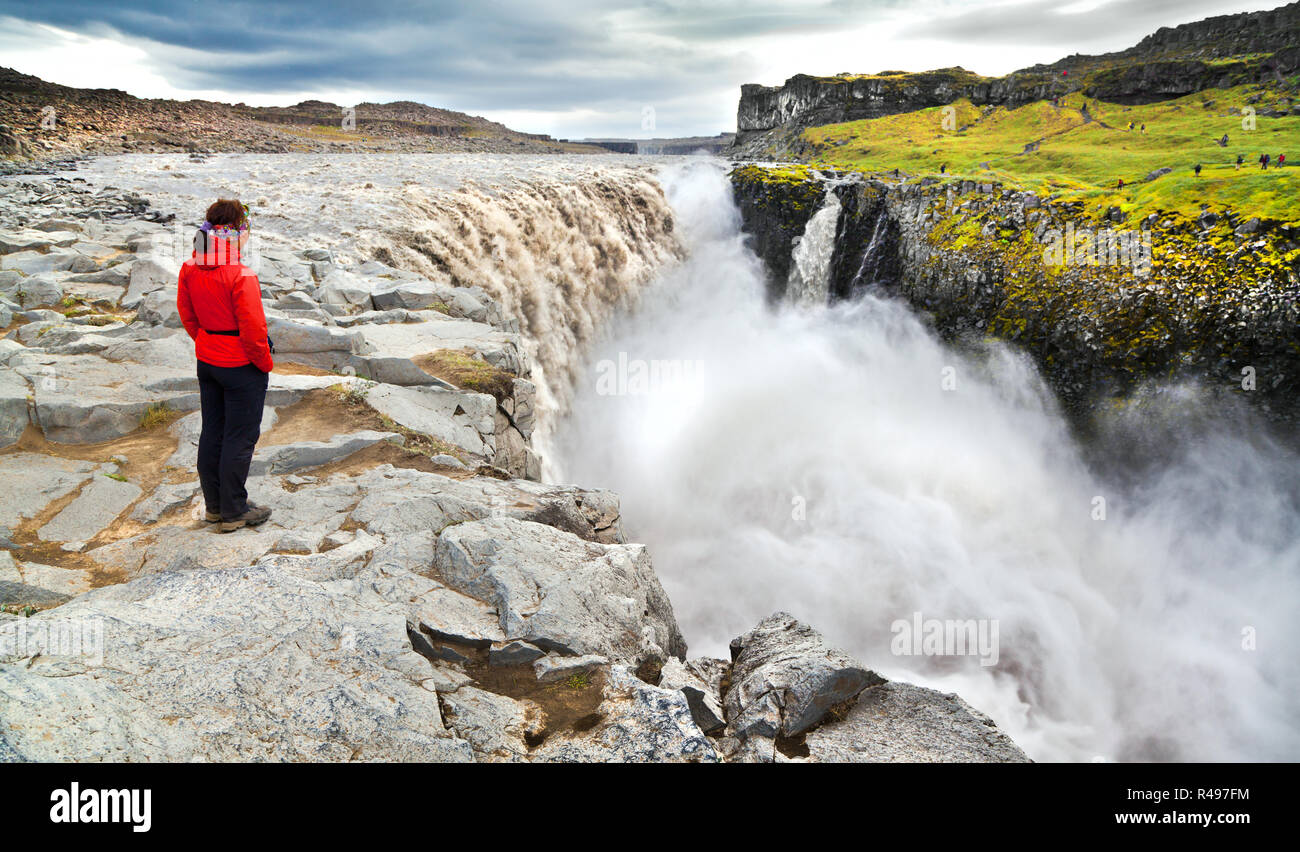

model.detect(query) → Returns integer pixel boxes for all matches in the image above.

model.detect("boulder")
[274,291,318,312]
[489,640,546,667]
[370,279,442,311]
[433,516,685,665]
[315,269,374,311]
[659,657,726,735]
[266,317,369,356]
[122,255,175,309]
[136,287,183,327]
[0,273,62,309]
[724,612,881,741]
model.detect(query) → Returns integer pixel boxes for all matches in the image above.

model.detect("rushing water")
[553,159,1300,762]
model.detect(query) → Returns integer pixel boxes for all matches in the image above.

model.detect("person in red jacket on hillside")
[176,199,275,532]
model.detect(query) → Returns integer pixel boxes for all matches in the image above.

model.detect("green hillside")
[803,83,1300,224]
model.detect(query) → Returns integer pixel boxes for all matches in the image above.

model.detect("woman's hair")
[194,198,248,264]
[205,198,247,227]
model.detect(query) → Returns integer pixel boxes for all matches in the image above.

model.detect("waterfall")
[361,170,681,456]
[848,208,892,291]
[553,158,1300,762]
[785,188,841,305]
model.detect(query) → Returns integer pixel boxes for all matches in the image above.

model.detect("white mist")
[552,159,1300,762]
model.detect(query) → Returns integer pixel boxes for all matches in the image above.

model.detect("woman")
[176,199,274,533]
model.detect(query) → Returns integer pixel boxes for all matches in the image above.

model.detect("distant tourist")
[1140,124,1146,133]
[1194,163,1202,177]
[1117,178,1124,189]
[1278,153,1286,168]
[1219,133,1229,147]
[939,163,947,174]
[1236,153,1244,170]
[1261,153,1270,169]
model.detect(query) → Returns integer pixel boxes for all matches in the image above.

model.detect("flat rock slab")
[0,368,29,449]
[354,318,522,373]
[87,525,282,581]
[350,465,622,544]
[364,383,495,458]
[803,681,1031,763]
[0,454,97,528]
[10,353,197,443]
[88,475,363,577]
[0,563,474,761]
[38,474,141,544]
[129,481,201,524]
[12,560,92,599]
[533,653,609,683]
[250,430,402,476]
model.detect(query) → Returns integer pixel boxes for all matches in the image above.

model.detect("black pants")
[196,360,269,520]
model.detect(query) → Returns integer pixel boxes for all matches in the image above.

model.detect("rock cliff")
[730,164,1300,422]
[732,2,1300,157]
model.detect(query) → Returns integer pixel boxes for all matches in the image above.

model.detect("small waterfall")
[848,208,892,291]
[785,189,841,305]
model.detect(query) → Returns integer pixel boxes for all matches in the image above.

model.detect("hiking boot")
[219,503,272,533]
[204,509,221,523]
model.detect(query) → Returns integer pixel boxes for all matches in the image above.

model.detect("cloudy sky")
[0,0,1284,138]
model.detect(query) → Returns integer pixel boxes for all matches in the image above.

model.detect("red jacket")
[176,237,273,373]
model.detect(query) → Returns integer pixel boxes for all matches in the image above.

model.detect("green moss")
[802,83,1300,222]
[916,186,1298,395]
[415,349,515,402]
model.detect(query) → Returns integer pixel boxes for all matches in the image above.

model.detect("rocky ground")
[0,166,1029,762]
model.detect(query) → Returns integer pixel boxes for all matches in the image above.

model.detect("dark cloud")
[898,0,1271,49]
[0,0,886,124]
[0,0,1278,136]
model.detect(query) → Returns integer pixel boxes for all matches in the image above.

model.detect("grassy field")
[803,84,1300,223]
